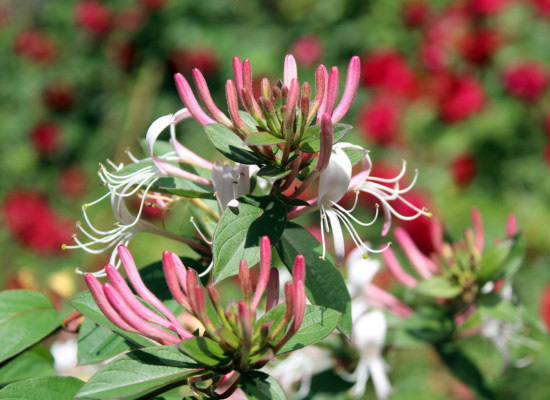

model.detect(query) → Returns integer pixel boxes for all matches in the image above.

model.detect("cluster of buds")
[175,54,360,195]
[85,237,306,393]
[368,208,518,321]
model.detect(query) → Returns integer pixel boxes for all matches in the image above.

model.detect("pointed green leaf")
[77,319,136,366]
[0,290,66,363]
[204,123,262,165]
[0,376,84,400]
[415,277,463,298]
[178,337,231,367]
[0,345,54,386]
[298,123,352,153]
[76,345,202,399]
[239,371,287,400]
[276,223,352,338]
[257,165,291,182]
[213,196,287,282]
[244,132,285,146]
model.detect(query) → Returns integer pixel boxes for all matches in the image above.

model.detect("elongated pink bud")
[292,280,306,331]
[192,69,233,127]
[105,264,177,331]
[118,245,193,339]
[292,254,306,284]
[332,56,360,123]
[314,113,333,172]
[233,57,244,102]
[283,54,298,88]
[283,282,294,322]
[242,59,263,118]
[171,138,213,170]
[265,268,280,312]
[186,268,199,311]
[381,246,417,288]
[430,218,444,254]
[174,73,215,125]
[471,208,484,252]
[194,285,210,325]
[251,236,272,310]
[103,283,181,345]
[323,66,339,117]
[283,78,299,137]
[366,284,413,318]
[152,156,212,185]
[238,300,253,347]
[85,274,136,333]
[313,65,328,123]
[239,260,252,304]
[506,214,517,237]
[394,228,435,280]
[225,79,250,137]
[162,251,191,310]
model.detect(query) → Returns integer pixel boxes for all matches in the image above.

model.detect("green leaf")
[77,319,136,366]
[501,234,525,279]
[276,223,352,338]
[204,123,262,165]
[0,345,54,387]
[259,305,340,354]
[435,342,495,400]
[403,306,454,343]
[153,176,214,199]
[178,337,231,367]
[244,132,285,146]
[415,277,463,298]
[71,291,151,347]
[76,345,203,399]
[478,234,525,283]
[341,146,366,166]
[298,123,352,153]
[212,196,287,282]
[0,376,84,400]
[0,290,66,363]
[239,371,287,400]
[239,111,259,133]
[257,165,291,183]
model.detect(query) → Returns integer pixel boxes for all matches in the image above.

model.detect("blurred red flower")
[43,80,75,111]
[114,6,146,33]
[291,35,323,67]
[451,153,477,187]
[420,43,448,72]
[529,0,550,18]
[58,166,89,198]
[168,47,220,77]
[75,0,112,38]
[402,1,430,28]
[14,29,56,64]
[460,29,500,65]
[1,190,73,255]
[360,50,416,97]
[30,121,63,157]
[357,96,401,145]
[435,74,485,123]
[503,62,548,103]
[141,0,166,10]
[466,0,508,15]
[108,40,138,69]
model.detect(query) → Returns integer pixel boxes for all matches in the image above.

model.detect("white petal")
[145,114,175,157]
[370,357,392,400]
[318,147,352,207]
[353,310,387,351]
[346,244,381,294]
[326,209,346,266]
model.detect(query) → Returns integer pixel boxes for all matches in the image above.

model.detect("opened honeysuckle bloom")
[54,53,530,400]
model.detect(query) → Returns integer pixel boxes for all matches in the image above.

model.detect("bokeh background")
[0,0,548,398]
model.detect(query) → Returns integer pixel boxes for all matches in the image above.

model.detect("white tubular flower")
[211,162,251,213]
[264,346,335,398]
[351,154,431,237]
[346,244,382,301]
[317,144,385,266]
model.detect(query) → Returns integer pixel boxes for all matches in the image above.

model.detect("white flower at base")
[211,162,251,213]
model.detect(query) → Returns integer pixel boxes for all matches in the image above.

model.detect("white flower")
[211,162,251,213]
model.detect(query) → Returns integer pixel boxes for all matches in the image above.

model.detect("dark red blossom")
[75,0,112,37]
[467,0,508,15]
[14,29,56,64]
[30,121,63,157]
[43,80,75,111]
[402,1,430,28]
[436,74,485,123]
[168,47,220,77]
[140,0,166,10]
[360,50,416,97]
[290,35,323,67]
[451,154,477,187]
[529,0,550,18]
[503,62,548,103]
[358,96,401,145]
[460,29,500,65]
[114,6,146,33]
[58,166,88,198]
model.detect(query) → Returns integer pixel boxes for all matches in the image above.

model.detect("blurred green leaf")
[239,371,287,400]
[415,277,463,299]
[0,345,54,387]
[0,376,84,400]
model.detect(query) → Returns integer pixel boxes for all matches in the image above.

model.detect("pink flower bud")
[332,56,361,123]
[174,73,215,125]
[251,236,272,310]
[192,68,233,127]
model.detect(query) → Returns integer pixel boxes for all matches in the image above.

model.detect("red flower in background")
[420,43,448,72]
[168,47,220,77]
[451,153,477,187]
[30,122,63,157]
[43,80,75,111]
[108,40,138,69]
[541,282,550,332]
[460,29,500,65]
[402,1,430,28]
[141,0,166,10]
[466,0,508,15]
[75,0,112,38]
[503,62,548,103]
[358,96,401,145]
[1,190,73,255]
[529,0,550,18]
[360,50,416,97]
[58,166,88,198]
[290,35,323,67]
[434,74,485,123]
[14,29,56,64]
[114,6,146,33]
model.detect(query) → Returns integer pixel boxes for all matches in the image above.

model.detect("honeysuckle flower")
[211,162,251,213]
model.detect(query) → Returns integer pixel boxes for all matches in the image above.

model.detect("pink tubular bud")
[471,208,484,253]
[238,300,253,346]
[506,214,517,238]
[251,237,272,310]
[225,79,250,137]
[381,246,417,288]
[265,268,280,312]
[283,282,294,321]
[314,113,333,172]
[283,54,298,88]
[233,57,244,100]
[292,254,306,284]
[242,59,263,118]
[85,273,136,332]
[394,228,435,280]
[430,218,444,254]
[283,78,299,136]
[174,73,215,125]
[332,56,360,123]
[192,69,233,127]
[103,283,181,345]
[292,280,306,331]
[162,251,191,310]
[312,64,328,123]
[104,264,177,331]
[323,66,339,117]
[239,260,252,303]
[118,245,192,339]
[366,284,413,318]
[261,77,272,99]
[186,268,199,311]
